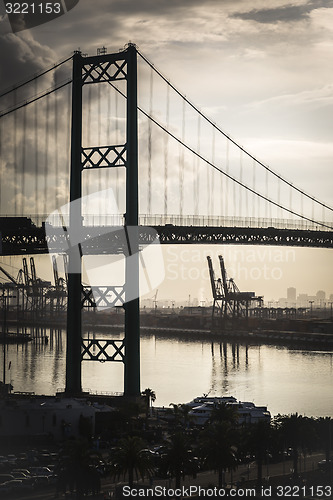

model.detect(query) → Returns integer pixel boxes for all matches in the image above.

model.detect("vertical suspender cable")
[233,147,236,219]
[211,127,215,217]
[207,129,210,219]
[277,175,281,220]
[147,67,153,215]
[44,93,50,216]
[115,88,119,205]
[225,138,229,218]
[66,81,71,208]
[179,99,185,218]
[245,155,248,217]
[252,159,256,219]
[239,150,243,216]
[265,167,269,222]
[86,84,92,202]
[0,115,2,212]
[21,104,27,214]
[195,114,201,216]
[107,83,111,205]
[164,84,169,218]
[97,83,102,217]
[34,78,38,215]
[54,72,59,212]
[13,89,17,215]
[257,161,261,221]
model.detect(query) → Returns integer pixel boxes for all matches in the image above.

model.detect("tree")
[275,413,317,480]
[109,436,153,487]
[210,402,239,426]
[200,421,238,488]
[316,417,332,464]
[242,420,273,490]
[57,438,101,497]
[160,432,193,488]
[142,388,156,419]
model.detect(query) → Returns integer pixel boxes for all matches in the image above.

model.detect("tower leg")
[124,44,140,398]
[65,51,83,395]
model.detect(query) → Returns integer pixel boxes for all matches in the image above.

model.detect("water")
[4,328,333,417]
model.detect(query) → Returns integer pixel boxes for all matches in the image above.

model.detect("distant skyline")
[0,0,332,299]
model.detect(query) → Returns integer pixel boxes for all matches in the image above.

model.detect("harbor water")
[4,328,333,417]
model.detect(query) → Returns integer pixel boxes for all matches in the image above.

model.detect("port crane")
[207,255,263,324]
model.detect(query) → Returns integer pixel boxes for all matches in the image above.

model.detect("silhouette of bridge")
[0,44,332,397]
[1,214,332,256]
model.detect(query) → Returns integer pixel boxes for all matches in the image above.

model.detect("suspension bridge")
[0,43,332,398]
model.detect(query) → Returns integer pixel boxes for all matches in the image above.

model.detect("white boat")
[186,396,271,426]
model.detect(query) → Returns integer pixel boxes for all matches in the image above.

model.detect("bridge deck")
[1,225,332,255]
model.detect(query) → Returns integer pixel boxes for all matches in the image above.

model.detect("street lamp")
[1,290,16,387]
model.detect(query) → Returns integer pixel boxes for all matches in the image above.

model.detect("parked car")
[29,466,53,477]
[318,459,332,472]
[0,474,14,484]
[33,475,49,487]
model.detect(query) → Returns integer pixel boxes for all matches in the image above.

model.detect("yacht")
[186,396,271,426]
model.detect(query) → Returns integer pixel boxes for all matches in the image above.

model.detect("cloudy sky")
[0,0,332,304]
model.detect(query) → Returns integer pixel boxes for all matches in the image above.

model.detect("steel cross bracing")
[81,339,125,362]
[1,224,333,255]
[81,286,125,308]
[81,56,127,84]
[81,145,127,170]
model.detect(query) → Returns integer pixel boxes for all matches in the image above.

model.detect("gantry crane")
[207,255,263,325]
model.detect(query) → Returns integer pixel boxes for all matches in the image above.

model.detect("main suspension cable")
[137,49,332,214]
[0,55,72,99]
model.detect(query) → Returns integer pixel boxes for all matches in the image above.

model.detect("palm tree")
[57,438,102,497]
[142,388,156,419]
[200,421,238,488]
[161,431,193,488]
[316,417,332,464]
[210,402,239,426]
[242,420,273,490]
[109,436,154,487]
[275,413,317,480]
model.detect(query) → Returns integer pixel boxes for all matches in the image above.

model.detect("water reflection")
[5,329,333,417]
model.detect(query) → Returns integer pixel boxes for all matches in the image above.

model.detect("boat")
[0,332,32,343]
[186,395,271,426]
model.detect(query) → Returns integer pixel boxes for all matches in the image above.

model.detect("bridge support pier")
[65,45,141,398]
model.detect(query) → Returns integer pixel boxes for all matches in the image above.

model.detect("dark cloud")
[231,0,333,24]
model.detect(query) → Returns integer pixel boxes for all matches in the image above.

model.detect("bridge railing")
[1,214,331,231]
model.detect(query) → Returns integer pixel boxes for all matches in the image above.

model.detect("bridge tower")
[65,44,140,398]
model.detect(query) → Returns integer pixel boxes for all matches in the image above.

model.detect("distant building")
[287,287,296,303]
[316,290,326,306]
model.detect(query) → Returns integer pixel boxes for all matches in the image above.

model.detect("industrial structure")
[207,255,263,326]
